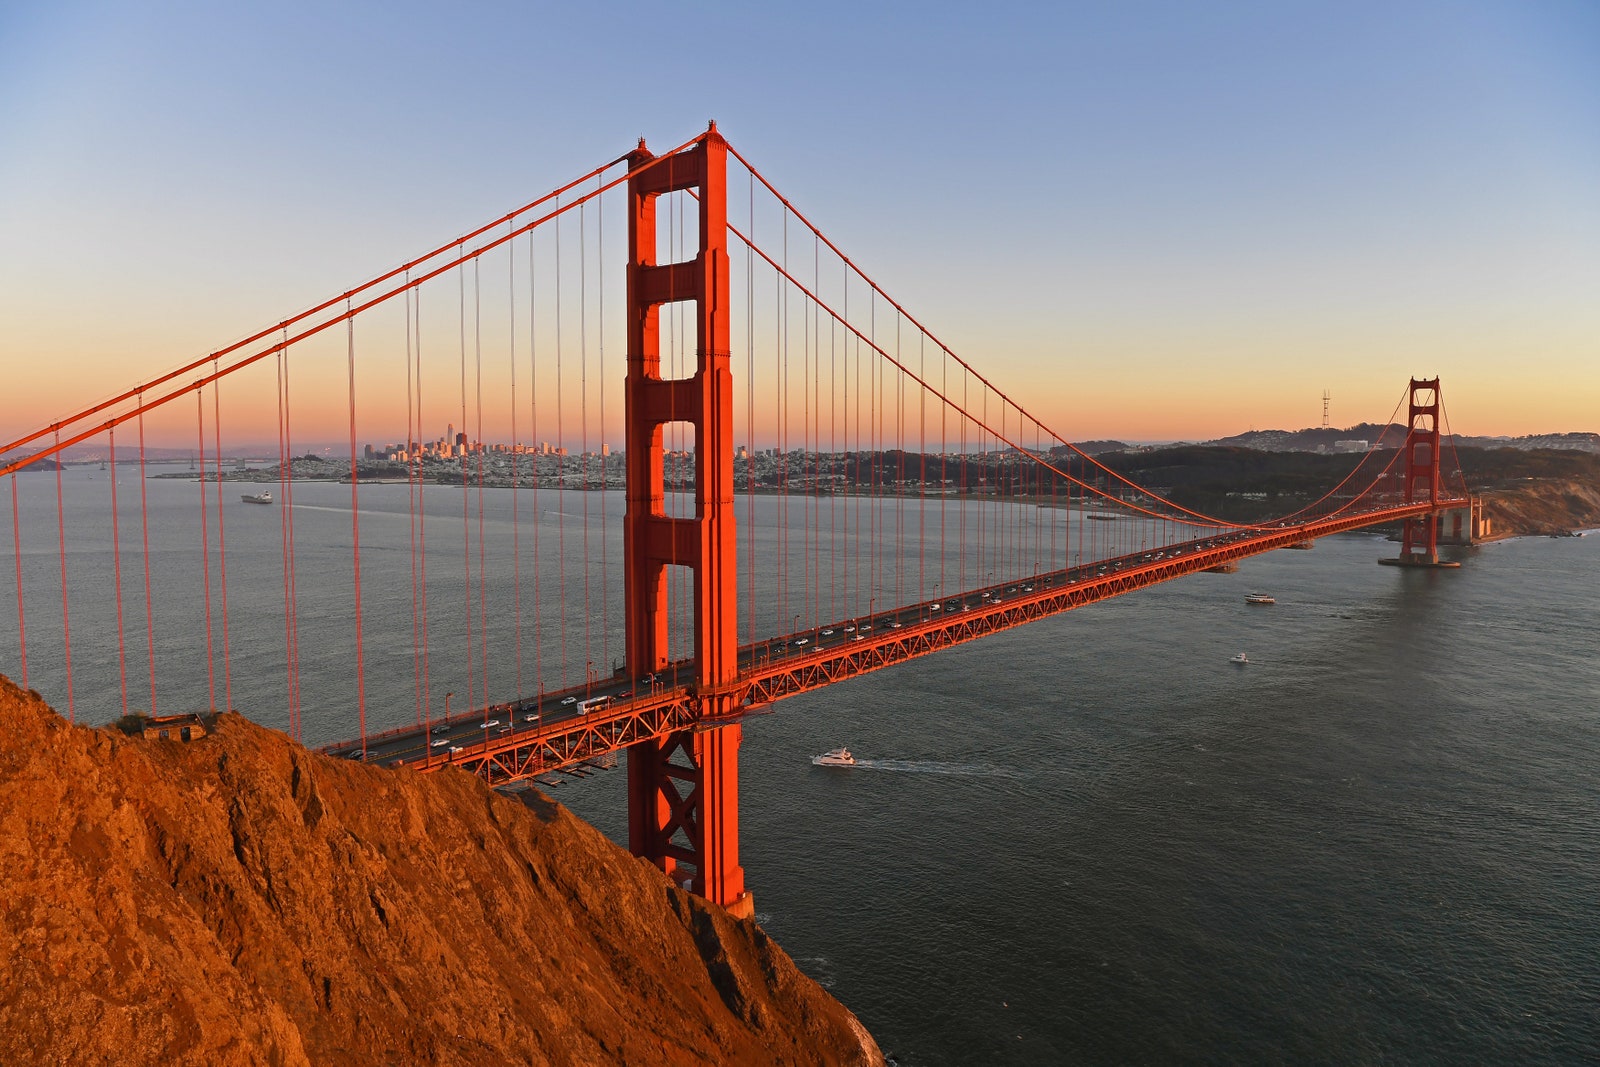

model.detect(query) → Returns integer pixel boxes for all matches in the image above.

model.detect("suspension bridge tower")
[1389,376,1461,568]
[622,124,751,918]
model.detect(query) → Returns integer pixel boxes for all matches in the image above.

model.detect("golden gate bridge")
[0,124,1474,919]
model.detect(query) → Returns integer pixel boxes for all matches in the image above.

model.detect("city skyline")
[3,2,1596,446]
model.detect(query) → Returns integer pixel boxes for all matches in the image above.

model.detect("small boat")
[1244,592,1275,605]
[1230,652,1249,665]
[241,490,274,505]
[812,746,856,766]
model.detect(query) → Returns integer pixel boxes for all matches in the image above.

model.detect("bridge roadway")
[324,499,1462,786]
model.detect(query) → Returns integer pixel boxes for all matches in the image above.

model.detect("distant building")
[1333,440,1369,453]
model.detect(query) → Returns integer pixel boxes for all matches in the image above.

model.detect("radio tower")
[1322,390,1331,428]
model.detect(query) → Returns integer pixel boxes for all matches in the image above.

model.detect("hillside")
[0,677,883,1067]
[1476,479,1600,538]
[1094,445,1600,534]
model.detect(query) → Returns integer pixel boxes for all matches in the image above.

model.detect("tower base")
[1379,556,1461,569]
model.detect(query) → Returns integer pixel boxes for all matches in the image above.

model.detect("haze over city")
[2,1,1596,444]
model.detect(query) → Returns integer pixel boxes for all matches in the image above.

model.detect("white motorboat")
[812,746,856,767]
[1230,652,1249,665]
[1244,592,1275,605]
[241,490,274,505]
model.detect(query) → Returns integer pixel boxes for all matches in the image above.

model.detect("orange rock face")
[0,676,883,1066]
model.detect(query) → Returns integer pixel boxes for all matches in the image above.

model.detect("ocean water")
[4,469,1598,1063]
[560,531,1600,1065]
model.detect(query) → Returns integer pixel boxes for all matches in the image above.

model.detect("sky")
[1,0,1596,445]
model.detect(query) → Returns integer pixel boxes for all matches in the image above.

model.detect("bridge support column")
[622,124,750,918]
[1386,377,1460,568]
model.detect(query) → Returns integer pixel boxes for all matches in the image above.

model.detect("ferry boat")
[1244,592,1275,605]
[812,746,856,767]
[241,490,274,505]
[1230,652,1250,665]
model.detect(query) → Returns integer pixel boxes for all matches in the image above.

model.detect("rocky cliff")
[0,676,883,1066]
[1479,478,1600,537]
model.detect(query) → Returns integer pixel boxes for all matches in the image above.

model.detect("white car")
[449,746,464,754]
[480,719,500,729]
[843,625,855,633]
[821,628,834,636]
[522,714,539,723]
[795,637,809,646]
[561,696,577,706]
[431,738,450,747]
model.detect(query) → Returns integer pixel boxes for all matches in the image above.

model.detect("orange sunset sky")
[2,2,1596,450]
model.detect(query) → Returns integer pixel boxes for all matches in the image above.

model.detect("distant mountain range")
[1207,426,1600,454]
[1075,427,1600,456]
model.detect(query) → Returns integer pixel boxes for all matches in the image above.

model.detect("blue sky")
[2,0,1596,440]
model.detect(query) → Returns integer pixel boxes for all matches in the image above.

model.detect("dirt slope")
[0,677,883,1066]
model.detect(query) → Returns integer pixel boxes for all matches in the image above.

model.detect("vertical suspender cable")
[917,328,925,601]
[282,337,303,737]
[598,177,610,677]
[458,248,474,713]
[745,169,756,645]
[414,294,430,725]
[347,305,368,753]
[554,204,567,687]
[529,227,542,696]
[277,347,295,736]
[746,169,756,645]
[137,401,156,713]
[801,229,810,631]
[407,274,423,725]
[109,428,128,716]
[212,367,232,711]
[580,203,592,686]
[509,232,522,697]
[10,474,26,689]
[196,393,215,712]
[474,259,489,710]
[54,430,73,721]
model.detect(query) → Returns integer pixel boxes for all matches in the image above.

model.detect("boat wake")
[849,758,1024,779]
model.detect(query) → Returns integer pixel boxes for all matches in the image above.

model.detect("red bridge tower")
[623,125,751,918]
[1399,377,1443,564]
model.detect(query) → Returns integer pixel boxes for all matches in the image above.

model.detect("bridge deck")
[325,499,1462,786]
